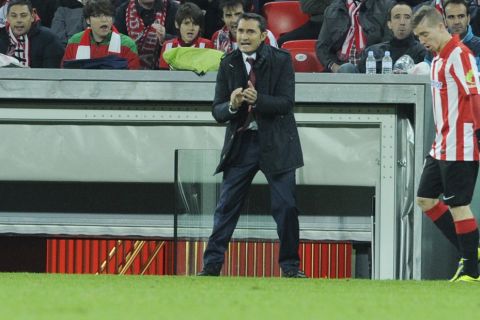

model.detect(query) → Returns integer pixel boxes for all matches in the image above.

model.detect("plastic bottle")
[382,51,393,74]
[366,51,376,74]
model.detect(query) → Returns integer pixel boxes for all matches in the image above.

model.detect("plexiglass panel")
[174,149,279,242]
[175,149,221,240]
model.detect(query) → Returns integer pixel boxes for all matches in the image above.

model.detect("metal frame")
[296,107,397,279]
[0,69,431,279]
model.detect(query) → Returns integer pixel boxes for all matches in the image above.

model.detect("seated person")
[63,0,140,69]
[0,0,64,67]
[426,0,480,69]
[51,0,87,47]
[316,0,394,73]
[357,2,426,73]
[425,0,480,36]
[211,0,277,53]
[159,2,213,69]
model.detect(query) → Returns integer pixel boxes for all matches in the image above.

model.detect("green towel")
[163,47,224,75]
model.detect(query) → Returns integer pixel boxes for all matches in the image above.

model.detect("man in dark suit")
[198,12,305,278]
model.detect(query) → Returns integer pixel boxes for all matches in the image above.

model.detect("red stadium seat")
[281,40,325,72]
[263,1,310,39]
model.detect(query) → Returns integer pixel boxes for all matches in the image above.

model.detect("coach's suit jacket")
[212,43,304,175]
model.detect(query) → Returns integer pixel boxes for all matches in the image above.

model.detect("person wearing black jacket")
[198,13,305,278]
[357,2,426,73]
[0,0,64,67]
[316,0,395,73]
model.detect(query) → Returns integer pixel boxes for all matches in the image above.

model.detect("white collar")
[242,52,257,63]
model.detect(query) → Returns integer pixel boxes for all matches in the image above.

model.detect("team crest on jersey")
[466,69,477,88]
[431,80,443,89]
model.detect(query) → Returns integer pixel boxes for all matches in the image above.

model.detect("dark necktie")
[238,57,256,132]
[247,57,256,88]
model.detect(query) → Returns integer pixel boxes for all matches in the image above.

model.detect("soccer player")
[413,5,480,282]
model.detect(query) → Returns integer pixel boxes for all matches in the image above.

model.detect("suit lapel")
[229,52,247,90]
[254,47,268,94]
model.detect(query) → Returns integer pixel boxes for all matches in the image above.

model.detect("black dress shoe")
[197,265,221,276]
[197,270,220,276]
[282,269,307,278]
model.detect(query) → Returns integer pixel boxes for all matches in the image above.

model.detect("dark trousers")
[203,131,300,272]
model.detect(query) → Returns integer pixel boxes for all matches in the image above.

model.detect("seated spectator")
[1,0,57,28]
[63,0,139,69]
[114,0,179,69]
[445,0,480,60]
[159,2,212,69]
[211,0,276,53]
[51,0,87,47]
[277,0,334,48]
[356,2,426,73]
[316,0,395,73]
[0,0,64,67]
[426,0,480,68]
[426,0,480,35]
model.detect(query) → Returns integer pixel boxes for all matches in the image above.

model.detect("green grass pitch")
[0,273,479,320]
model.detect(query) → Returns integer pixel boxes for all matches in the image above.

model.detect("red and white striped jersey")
[158,37,213,69]
[430,35,480,161]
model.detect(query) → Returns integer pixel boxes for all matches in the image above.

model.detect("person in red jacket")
[158,2,212,69]
[62,0,140,69]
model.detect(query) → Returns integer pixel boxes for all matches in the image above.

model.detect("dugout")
[0,69,468,279]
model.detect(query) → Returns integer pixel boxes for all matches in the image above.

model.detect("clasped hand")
[230,81,257,110]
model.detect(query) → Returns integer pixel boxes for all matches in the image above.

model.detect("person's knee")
[337,63,359,73]
[416,197,438,212]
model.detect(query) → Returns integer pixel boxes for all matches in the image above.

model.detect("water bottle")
[382,51,393,74]
[366,51,376,74]
[393,54,414,74]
